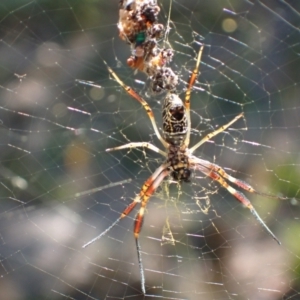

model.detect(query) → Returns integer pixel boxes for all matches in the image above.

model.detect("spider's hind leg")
[183,45,204,147]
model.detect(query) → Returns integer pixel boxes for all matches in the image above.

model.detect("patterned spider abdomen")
[162,93,188,146]
[163,93,191,182]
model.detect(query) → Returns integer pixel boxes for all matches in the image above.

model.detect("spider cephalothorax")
[167,144,191,182]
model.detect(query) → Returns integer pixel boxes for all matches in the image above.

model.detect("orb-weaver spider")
[82,46,282,294]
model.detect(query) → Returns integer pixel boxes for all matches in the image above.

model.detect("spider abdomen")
[163,93,188,145]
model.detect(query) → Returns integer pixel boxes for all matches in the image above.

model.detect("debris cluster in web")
[118,0,178,93]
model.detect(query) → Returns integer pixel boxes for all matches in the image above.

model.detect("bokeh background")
[0,0,300,299]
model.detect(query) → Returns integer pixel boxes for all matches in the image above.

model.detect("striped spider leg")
[82,46,282,294]
[183,45,204,147]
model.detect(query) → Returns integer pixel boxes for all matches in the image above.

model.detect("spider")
[82,46,283,294]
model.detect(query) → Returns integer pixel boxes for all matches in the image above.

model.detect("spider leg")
[190,113,244,154]
[133,168,170,238]
[184,45,204,147]
[136,238,146,294]
[103,60,168,149]
[106,142,167,157]
[197,165,280,244]
[122,165,169,294]
[192,156,287,200]
[82,217,121,248]
[82,163,170,248]
[133,168,170,294]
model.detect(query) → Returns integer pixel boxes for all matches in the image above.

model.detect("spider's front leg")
[194,161,281,244]
[82,163,169,248]
[83,162,170,294]
[126,163,170,294]
[194,157,287,201]
[133,168,170,238]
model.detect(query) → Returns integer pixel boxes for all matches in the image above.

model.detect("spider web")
[0,0,300,299]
